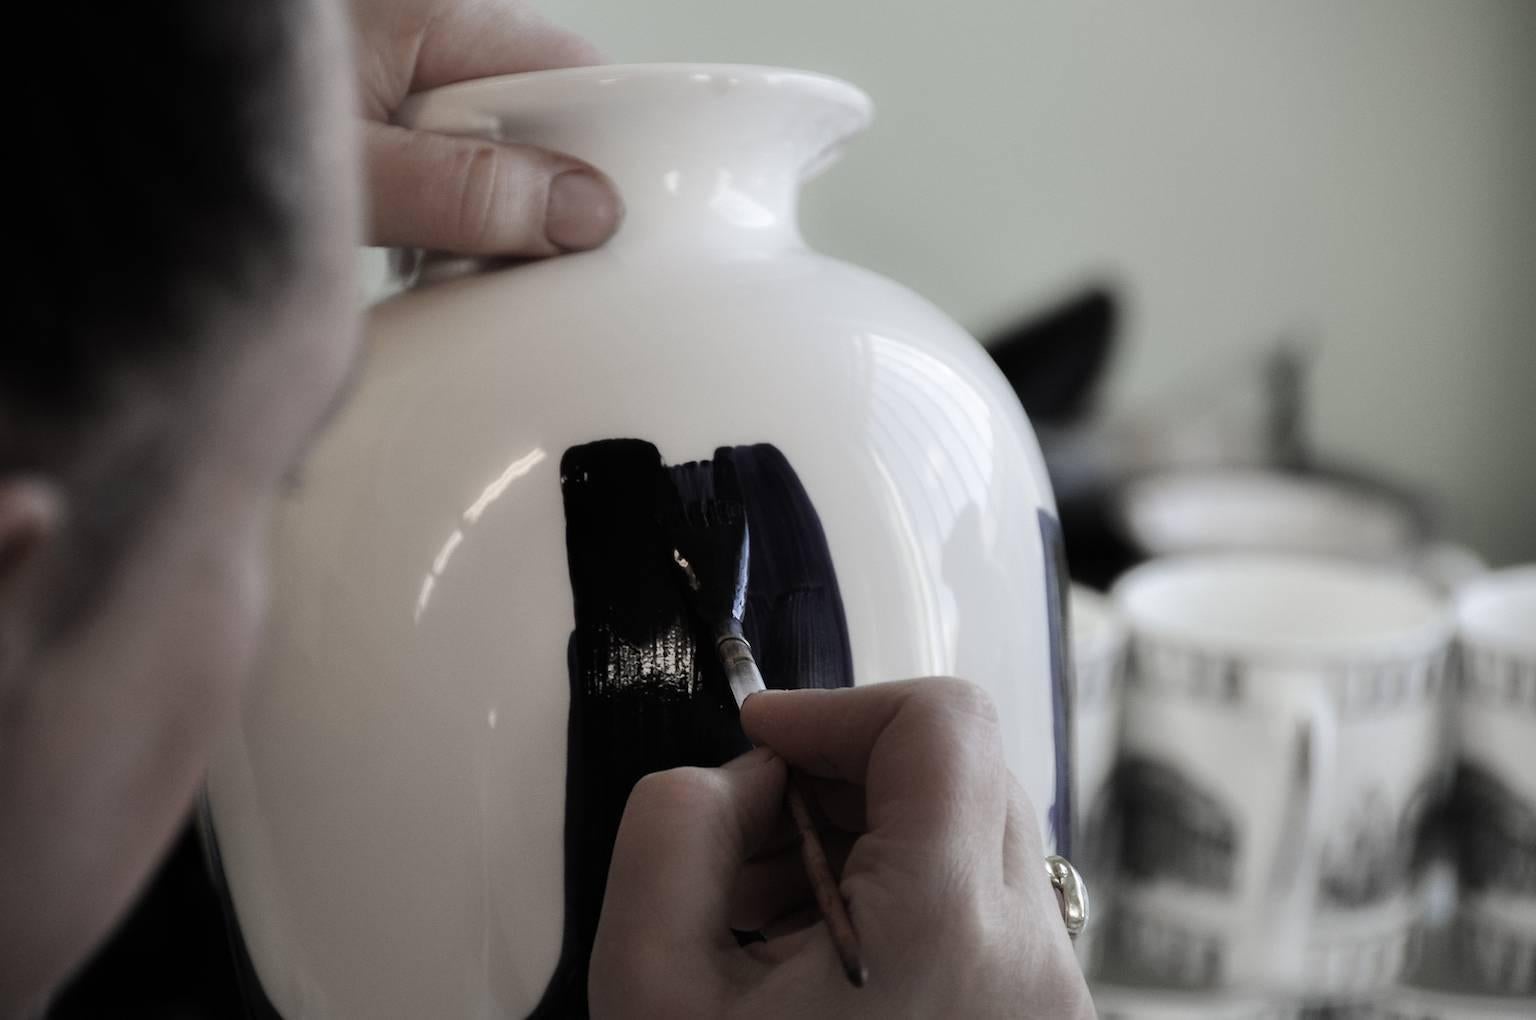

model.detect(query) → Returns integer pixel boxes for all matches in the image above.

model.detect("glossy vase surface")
[207,64,1068,1018]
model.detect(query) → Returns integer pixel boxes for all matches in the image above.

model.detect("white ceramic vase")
[207,64,1066,1018]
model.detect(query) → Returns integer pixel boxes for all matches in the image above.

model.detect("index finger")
[408,6,603,92]
[740,678,1009,852]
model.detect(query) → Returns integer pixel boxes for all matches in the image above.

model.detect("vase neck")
[399,64,872,252]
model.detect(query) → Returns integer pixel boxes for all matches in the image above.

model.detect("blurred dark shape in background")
[985,286,1442,593]
[988,286,1118,426]
[985,285,1138,590]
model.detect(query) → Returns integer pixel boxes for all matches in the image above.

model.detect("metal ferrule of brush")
[716,632,767,707]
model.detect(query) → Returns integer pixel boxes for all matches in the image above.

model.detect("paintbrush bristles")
[667,490,868,990]
[670,499,751,632]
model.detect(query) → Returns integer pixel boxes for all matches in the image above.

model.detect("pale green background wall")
[518,2,1536,561]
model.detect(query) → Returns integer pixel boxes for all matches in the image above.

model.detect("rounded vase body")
[207,64,1068,1019]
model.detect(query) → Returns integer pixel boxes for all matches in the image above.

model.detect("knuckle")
[449,144,512,252]
[921,676,1001,728]
[452,145,500,251]
[553,32,603,66]
[627,766,727,818]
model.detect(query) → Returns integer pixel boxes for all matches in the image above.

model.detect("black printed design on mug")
[1077,777,1122,887]
[1318,787,1408,908]
[1461,907,1536,994]
[1107,899,1230,988]
[530,440,854,1018]
[1446,761,1536,993]
[1393,770,1454,896]
[1303,1002,1401,1020]
[1447,760,1536,897]
[1115,755,1239,892]
[1039,509,1073,858]
[1128,646,1447,722]
[1460,646,1536,715]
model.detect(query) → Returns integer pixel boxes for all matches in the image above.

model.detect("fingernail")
[722,747,777,772]
[545,169,622,250]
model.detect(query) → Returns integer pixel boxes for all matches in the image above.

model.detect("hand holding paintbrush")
[591,676,1098,1018]
[668,494,869,988]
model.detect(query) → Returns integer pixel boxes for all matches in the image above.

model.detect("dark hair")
[5,0,313,471]
[3,1,318,632]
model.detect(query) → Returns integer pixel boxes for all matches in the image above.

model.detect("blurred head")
[0,0,360,1007]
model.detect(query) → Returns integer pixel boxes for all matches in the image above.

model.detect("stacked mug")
[1445,568,1536,996]
[1106,554,1451,1002]
[1070,555,1536,1016]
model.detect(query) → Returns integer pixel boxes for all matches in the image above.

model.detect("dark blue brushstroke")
[1039,509,1073,859]
[532,440,853,1018]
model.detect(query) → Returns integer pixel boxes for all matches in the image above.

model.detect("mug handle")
[1239,671,1338,988]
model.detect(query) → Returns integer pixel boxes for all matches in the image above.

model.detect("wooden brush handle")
[714,630,866,986]
[785,780,868,988]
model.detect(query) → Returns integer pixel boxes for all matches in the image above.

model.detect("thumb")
[590,749,787,1014]
[363,121,623,255]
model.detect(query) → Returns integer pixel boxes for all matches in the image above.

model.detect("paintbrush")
[668,491,869,989]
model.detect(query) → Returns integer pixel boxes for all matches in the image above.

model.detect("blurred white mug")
[1109,555,1453,996]
[1449,566,1536,994]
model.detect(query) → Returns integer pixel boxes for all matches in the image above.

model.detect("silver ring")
[1044,855,1090,938]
